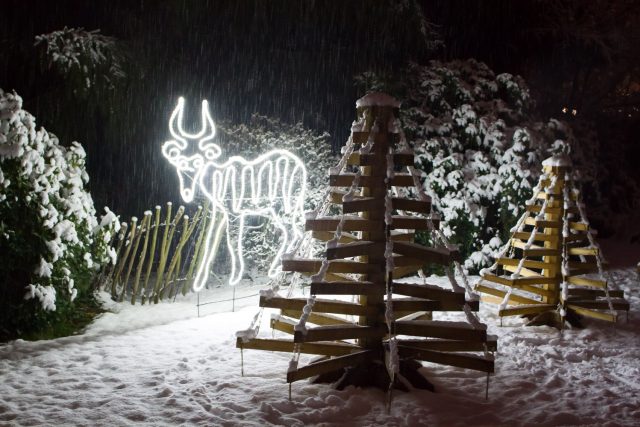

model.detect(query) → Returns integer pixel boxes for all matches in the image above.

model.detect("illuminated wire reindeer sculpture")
[162,97,307,290]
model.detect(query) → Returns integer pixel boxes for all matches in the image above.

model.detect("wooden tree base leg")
[312,359,434,392]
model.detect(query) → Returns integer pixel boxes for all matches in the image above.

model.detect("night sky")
[1,0,638,217]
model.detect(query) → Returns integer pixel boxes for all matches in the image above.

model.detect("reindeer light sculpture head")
[162,97,308,291]
[162,97,220,203]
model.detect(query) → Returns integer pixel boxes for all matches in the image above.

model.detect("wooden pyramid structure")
[236,93,495,398]
[476,154,629,327]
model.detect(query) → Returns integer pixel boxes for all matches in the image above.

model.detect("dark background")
[1,0,638,220]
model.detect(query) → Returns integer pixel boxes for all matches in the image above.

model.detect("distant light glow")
[162,98,307,290]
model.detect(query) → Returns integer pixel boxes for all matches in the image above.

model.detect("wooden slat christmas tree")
[236,93,495,398]
[476,154,629,327]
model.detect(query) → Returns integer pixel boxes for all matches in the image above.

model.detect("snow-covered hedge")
[213,114,336,274]
[0,88,117,338]
[34,27,125,95]
[357,60,584,271]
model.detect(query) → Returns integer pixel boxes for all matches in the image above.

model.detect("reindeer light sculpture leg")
[161,98,307,291]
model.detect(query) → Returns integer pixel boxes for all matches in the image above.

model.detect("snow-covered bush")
[34,27,125,96]
[211,114,336,273]
[0,88,118,339]
[357,60,584,272]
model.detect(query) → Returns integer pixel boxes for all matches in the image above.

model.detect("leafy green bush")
[0,88,117,340]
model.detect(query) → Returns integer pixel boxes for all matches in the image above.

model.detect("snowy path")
[1,269,639,426]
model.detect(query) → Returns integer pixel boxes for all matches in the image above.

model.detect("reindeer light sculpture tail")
[162,97,307,290]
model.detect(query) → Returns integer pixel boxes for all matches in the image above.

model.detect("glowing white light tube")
[161,97,307,290]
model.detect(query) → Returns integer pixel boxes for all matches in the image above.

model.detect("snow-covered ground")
[1,268,639,426]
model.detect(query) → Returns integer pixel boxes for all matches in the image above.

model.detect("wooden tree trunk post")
[358,105,392,350]
[542,164,564,306]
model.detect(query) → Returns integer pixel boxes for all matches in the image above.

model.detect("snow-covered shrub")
[0,89,117,339]
[34,27,125,96]
[357,60,583,272]
[211,114,336,273]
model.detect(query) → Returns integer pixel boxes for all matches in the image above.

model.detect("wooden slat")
[566,288,623,298]
[398,346,494,373]
[282,258,383,274]
[310,281,384,296]
[523,247,561,257]
[513,276,561,286]
[567,304,617,322]
[512,231,559,244]
[326,241,384,260]
[390,231,415,242]
[294,325,386,343]
[511,238,544,250]
[271,316,296,334]
[281,309,352,326]
[567,276,607,289]
[392,264,423,279]
[480,273,512,287]
[392,282,464,303]
[536,191,577,201]
[260,296,378,316]
[391,298,470,312]
[348,152,415,167]
[306,217,380,232]
[569,221,589,231]
[392,198,431,214]
[306,216,436,232]
[396,311,432,322]
[524,217,562,229]
[399,337,498,352]
[329,190,365,204]
[482,272,559,287]
[483,275,557,297]
[286,350,374,383]
[502,264,543,278]
[568,246,598,256]
[565,299,629,311]
[498,304,556,317]
[236,338,359,356]
[476,284,542,305]
[394,320,486,341]
[525,205,563,215]
[393,241,459,264]
[312,230,359,244]
[496,265,560,287]
[329,173,414,187]
[498,257,549,270]
[481,294,520,307]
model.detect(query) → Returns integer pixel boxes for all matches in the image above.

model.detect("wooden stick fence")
[99,201,224,304]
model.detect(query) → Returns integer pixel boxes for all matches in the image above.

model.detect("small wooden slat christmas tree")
[236,93,495,398]
[476,154,629,327]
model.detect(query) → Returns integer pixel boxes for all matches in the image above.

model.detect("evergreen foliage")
[0,89,117,341]
[357,60,590,271]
